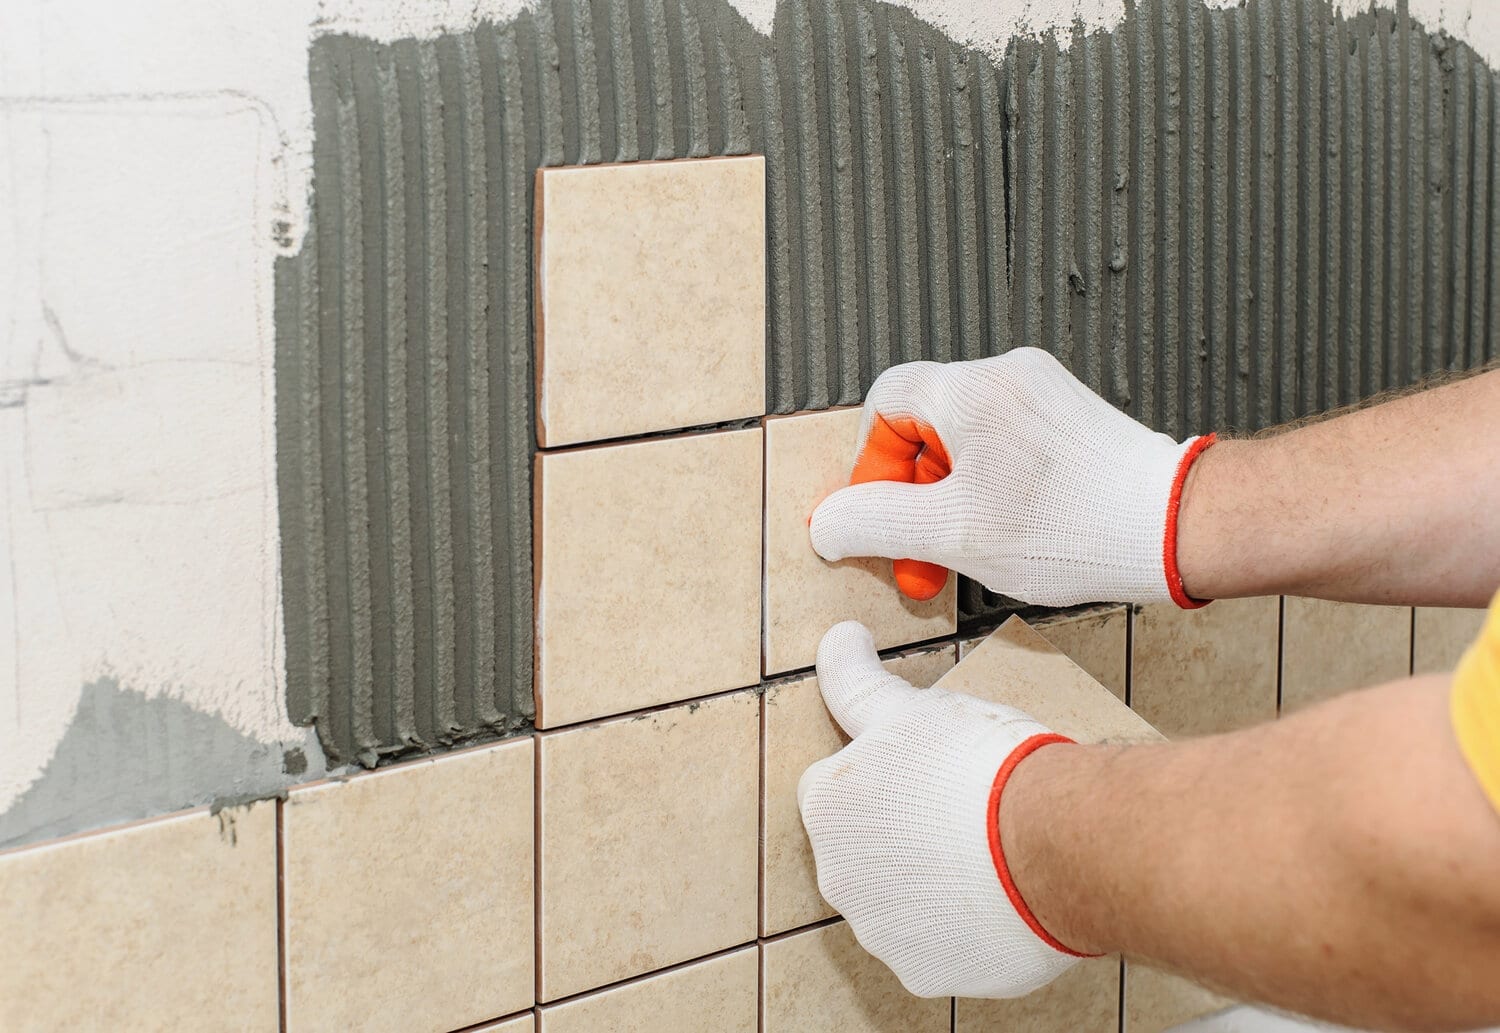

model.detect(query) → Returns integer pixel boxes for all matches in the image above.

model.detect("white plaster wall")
[0,0,1494,823]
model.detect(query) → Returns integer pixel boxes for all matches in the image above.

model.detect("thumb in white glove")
[808,348,1216,608]
[797,620,1093,999]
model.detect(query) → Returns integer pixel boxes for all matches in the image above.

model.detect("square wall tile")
[535,156,765,447]
[762,646,956,935]
[539,947,757,1033]
[1124,961,1231,1033]
[1034,606,1130,700]
[1413,605,1488,674]
[763,408,956,675]
[282,738,534,1033]
[1130,597,1280,738]
[938,618,1163,746]
[535,428,762,726]
[540,692,759,1001]
[956,955,1121,1032]
[1280,598,1411,713]
[762,921,951,1033]
[0,803,277,1030]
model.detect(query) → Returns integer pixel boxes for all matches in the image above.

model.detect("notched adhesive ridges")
[278,0,1500,753]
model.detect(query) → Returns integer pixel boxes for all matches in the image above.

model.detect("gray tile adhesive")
[277,0,1500,764]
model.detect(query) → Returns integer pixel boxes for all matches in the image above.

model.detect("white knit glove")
[797,621,1090,999]
[809,347,1215,607]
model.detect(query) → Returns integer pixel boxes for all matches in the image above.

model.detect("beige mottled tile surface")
[535,428,762,726]
[762,921,951,1032]
[761,645,956,935]
[938,617,1163,746]
[1280,598,1411,713]
[1130,597,1280,738]
[282,738,534,1033]
[473,1015,535,1032]
[1413,605,1488,674]
[956,955,1122,1032]
[540,691,759,1001]
[1034,605,1130,700]
[763,408,956,675]
[1124,961,1231,1033]
[535,156,765,447]
[0,802,277,1031]
[539,947,757,1033]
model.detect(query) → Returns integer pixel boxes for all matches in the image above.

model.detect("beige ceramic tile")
[956,955,1122,1032]
[539,947,757,1033]
[1124,961,1231,1033]
[1130,597,1280,739]
[540,691,759,1001]
[1413,605,1488,674]
[1280,598,1411,713]
[535,156,765,447]
[473,1016,535,1032]
[535,428,762,726]
[938,617,1164,746]
[762,921,951,1032]
[762,645,956,935]
[763,408,956,675]
[0,802,277,1030]
[283,738,534,1033]
[1034,605,1130,700]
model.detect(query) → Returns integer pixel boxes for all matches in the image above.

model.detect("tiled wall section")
[0,597,1486,1030]
[7,155,1492,1030]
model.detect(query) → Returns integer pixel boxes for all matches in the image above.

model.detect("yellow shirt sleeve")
[1451,592,1500,813]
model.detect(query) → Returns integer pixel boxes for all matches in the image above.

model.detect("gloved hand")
[797,621,1091,998]
[809,348,1215,607]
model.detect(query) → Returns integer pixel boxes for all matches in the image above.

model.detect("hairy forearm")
[1177,368,1500,606]
[1001,676,1500,1031]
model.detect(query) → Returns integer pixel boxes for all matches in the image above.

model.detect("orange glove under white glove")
[809,348,1215,607]
[798,621,1092,998]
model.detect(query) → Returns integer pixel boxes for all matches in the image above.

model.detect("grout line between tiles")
[276,798,288,1033]
[533,730,543,1008]
[1124,606,1135,708]
[535,415,765,456]
[1408,606,1417,676]
[448,1006,537,1033]
[756,913,845,945]
[950,995,957,1032]
[758,691,768,937]
[1275,596,1287,716]
[537,938,762,1010]
[1117,956,1127,1033]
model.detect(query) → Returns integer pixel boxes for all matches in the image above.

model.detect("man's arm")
[1179,369,1500,606]
[1004,674,1500,1032]
[809,350,1500,609]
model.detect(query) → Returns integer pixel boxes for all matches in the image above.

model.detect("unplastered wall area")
[0,0,1498,1029]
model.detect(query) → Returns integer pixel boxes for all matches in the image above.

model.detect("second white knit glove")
[808,347,1215,607]
[797,621,1089,998]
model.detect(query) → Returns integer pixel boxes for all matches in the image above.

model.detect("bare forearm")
[1177,369,1500,606]
[1002,676,1500,1032]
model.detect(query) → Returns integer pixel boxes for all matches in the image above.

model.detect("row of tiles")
[1,602,1483,1031]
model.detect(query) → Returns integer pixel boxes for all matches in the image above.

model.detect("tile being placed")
[539,947,757,1033]
[539,691,759,1001]
[763,408,956,675]
[1280,598,1411,713]
[1033,605,1130,700]
[535,428,762,727]
[1130,597,1280,738]
[282,737,534,1033]
[535,156,765,447]
[1413,606,1488,674]
[762,645,956,935]
[1124,961,1232,1033]
[0,802,277,1030]
[938,617,1163,746]
[955,955,1121,1032]
[762,921,951,1033]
